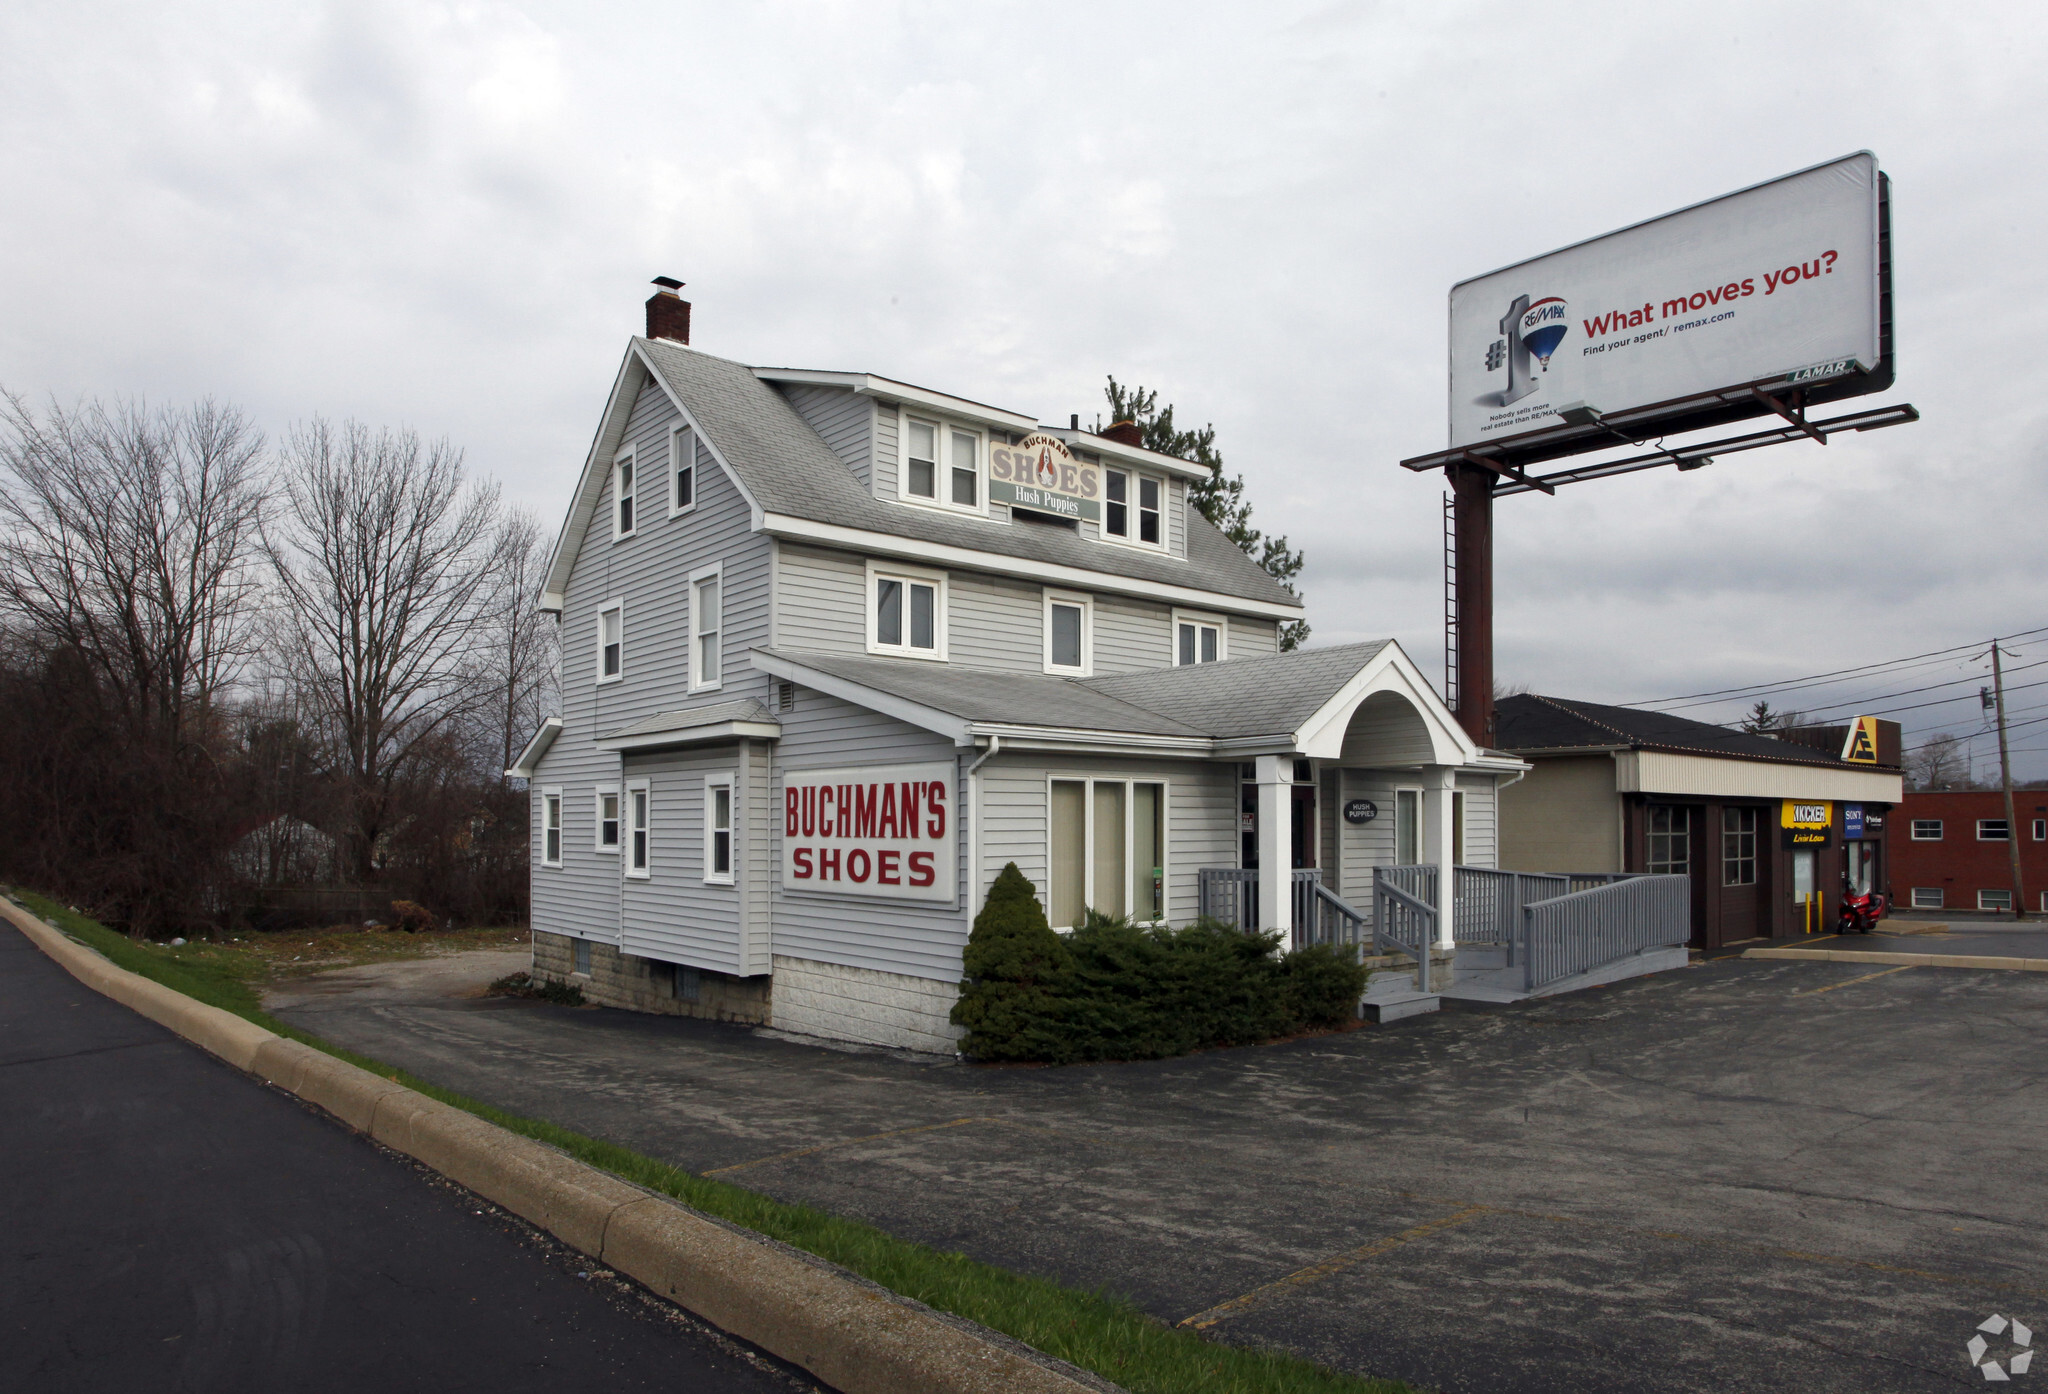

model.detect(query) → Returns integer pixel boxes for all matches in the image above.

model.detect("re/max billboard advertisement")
[1448,152,1882,450]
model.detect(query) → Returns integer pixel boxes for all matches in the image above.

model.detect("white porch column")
[1421,765,1458,948]
[1255,754,1291,941]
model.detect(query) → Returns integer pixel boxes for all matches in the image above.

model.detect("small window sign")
[1344,799,1378,825]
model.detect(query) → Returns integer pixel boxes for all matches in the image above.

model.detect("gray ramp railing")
[1197,867,1258,932]
[1520,873,1690,992]
[1370,871,1436,993]
[1300,880,1369,954]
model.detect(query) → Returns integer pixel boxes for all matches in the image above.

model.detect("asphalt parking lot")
[272,953,2048,1393]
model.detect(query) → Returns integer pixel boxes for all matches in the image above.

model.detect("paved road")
[276,949,2048,1393]
[1790,922,2048,960]
[0,927,822,1394]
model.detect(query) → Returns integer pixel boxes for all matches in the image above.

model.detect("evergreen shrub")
[951,864,1370,1063]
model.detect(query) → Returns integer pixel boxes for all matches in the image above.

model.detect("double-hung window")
[1979,819,2010,841]
[868,562,945,659]
[704,776,734,885]
[540,789,563,867]
[1048,777,1167,929]
[1103,469,1163,546]
[626,780,650,878]
[613,448,636,538]
[596,786,620,853]
[1910,819,1943,840]
[1044,591,1093,675]
[1173,611,1224,666]
[670,425,696,516]
[1722,807,1759,886]
[597,601,623,683]
[901,417,982,512]
[690,565,721,690]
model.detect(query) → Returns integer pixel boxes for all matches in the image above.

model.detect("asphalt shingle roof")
[601,699,779,743]
[635,338,1301,611]
[1081,642,1391,738]
[1495,693,1869,769]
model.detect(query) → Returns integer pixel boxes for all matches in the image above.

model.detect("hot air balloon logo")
[1518,296,1569,370]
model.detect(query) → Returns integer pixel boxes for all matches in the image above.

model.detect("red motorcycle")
[1838,880,1887,935]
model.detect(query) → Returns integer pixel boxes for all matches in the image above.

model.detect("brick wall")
[1891,791,2048,912]
[532,931,771,1024]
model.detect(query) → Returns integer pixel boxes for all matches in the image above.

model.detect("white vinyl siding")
[1229,615,1282,658]
[777,384,875,488]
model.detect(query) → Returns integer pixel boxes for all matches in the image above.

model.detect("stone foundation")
[532,931,771,1025]
[1361,945,1459,1003]
[770,955,964,1055]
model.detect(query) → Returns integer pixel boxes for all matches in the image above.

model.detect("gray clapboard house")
[513,287,1525,1051]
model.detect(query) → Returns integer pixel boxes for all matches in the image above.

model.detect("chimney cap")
[651,275,685,293]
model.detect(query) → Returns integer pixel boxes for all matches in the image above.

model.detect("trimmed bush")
[952,866,1370,1064]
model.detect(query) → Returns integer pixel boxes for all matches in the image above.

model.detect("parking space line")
[702,1116,987,1176]
[1177,1204,1490,1330]
[1792,965,1916,997]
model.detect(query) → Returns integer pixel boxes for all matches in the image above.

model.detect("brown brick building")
[1888,790,2048,914]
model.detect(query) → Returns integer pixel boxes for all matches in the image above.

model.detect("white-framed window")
[1979,888,2013,911]
[689,564,722,691]
[613,447,637,539]
[1043,590,1093,675]
[866,560,947,660]
[669,425,697,517]
[540,788,563,867]
[899,415,984,513]
[1978,819,2010,841]
[1910,887,1943,908]
[1047,776,1168,929]
[1102,468,1163,547]
[1172,609,1226,666]
[1910,819,1942,840]
[2035,818,2046,842]
[626,779,650,878]
[596,600,623,684]
[595,786,620,853]
[704,774,735,885]
[1395,788,1422,865]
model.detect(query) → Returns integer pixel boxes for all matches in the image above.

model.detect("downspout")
[964,736,1001,916]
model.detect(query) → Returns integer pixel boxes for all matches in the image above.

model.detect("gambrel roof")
[541,339,1304,618]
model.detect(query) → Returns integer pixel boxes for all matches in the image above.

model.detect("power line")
[1619,625,2048,709]
[1777,656,2048,721]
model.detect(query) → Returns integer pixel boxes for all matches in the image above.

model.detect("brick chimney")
[646,276,690,344]
[1099,419,1143,448]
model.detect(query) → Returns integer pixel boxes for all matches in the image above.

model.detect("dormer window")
[901,416,983,514]
[1103,469,1162,546]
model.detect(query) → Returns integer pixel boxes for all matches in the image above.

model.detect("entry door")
[1718,805,1763,941]
[1291,785,1316,870]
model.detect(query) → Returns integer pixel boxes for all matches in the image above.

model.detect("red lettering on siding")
[908,851,935,887]
[820,786,835,836]
[879,783,898,839]
[926,781,947,838]
[793,847,813,878]
[877,850,901,885]
[819,847,841,880]
[785,788,799,837]
[847,848,872,882]
[855,784,878,837]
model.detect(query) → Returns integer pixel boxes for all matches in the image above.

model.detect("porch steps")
[1439,945,1691,1004]
[1359,990,1440,1023]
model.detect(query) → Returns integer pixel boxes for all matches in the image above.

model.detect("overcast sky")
[5,1,2044,775]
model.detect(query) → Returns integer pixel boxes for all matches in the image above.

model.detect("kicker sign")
[782,762,956,903]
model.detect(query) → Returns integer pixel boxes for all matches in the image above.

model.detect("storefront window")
[1647,805,1691,876]
[1049,777,1167,928]
[1722,806,1758,886]
[1846,841,1878,895]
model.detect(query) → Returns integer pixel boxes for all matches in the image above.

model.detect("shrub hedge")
[951,863,1368,1064]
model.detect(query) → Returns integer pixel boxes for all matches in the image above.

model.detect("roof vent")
[646,277,690,345]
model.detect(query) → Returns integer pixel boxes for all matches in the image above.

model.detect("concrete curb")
[2,900,1111,1394]
[1743,945,2048,972]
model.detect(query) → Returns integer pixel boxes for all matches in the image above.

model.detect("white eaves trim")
[595,720,783,754]
[507,717,563,778]
[966,724,1212,755]
[751,368,1038,434]
[1292,643,1479,766]
[748,649,974,746]
[757,512,1305,622]
[1043,428,1212,482]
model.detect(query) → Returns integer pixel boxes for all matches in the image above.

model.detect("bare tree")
[264,420,503,882]
[482,508,560,783]
[0,393,267,746]
[1906,732,1972,790]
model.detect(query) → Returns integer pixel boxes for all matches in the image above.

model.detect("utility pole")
[1991,640,2027,920]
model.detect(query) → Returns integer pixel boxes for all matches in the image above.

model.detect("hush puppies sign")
[782,762,956,903]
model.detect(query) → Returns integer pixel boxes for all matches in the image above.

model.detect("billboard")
[782,762,956,903]
[1448,153,1882,451]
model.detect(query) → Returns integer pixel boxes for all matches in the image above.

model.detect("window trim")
[1042,590,1094,676]
[625,778,651,879]
[1978,888,2014,911]
[703,773,736,886]
[1721,805,1759,887]
[596,598,624,686]
[1171,608,1227,666]
[896,410,988,517]
[1393,787,1423,866]
[668,425,697,518]
[1978,818,2011,842]
[1909,887,1943,909]
[1909,819,1943,841]
[613,445,637,540]
[864,558,949,661]
[689,562,723,692]
[540,787,563,868]
[2035,819,2046,842]
[1044,773,1171,928]
[1645,803,1693,877]
[1100,467,1167,550]
[595,784,620,854]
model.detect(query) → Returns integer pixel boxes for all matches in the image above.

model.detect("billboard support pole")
[1449,462,1496,748]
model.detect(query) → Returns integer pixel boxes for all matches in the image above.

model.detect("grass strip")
[8,890,1414,1394]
